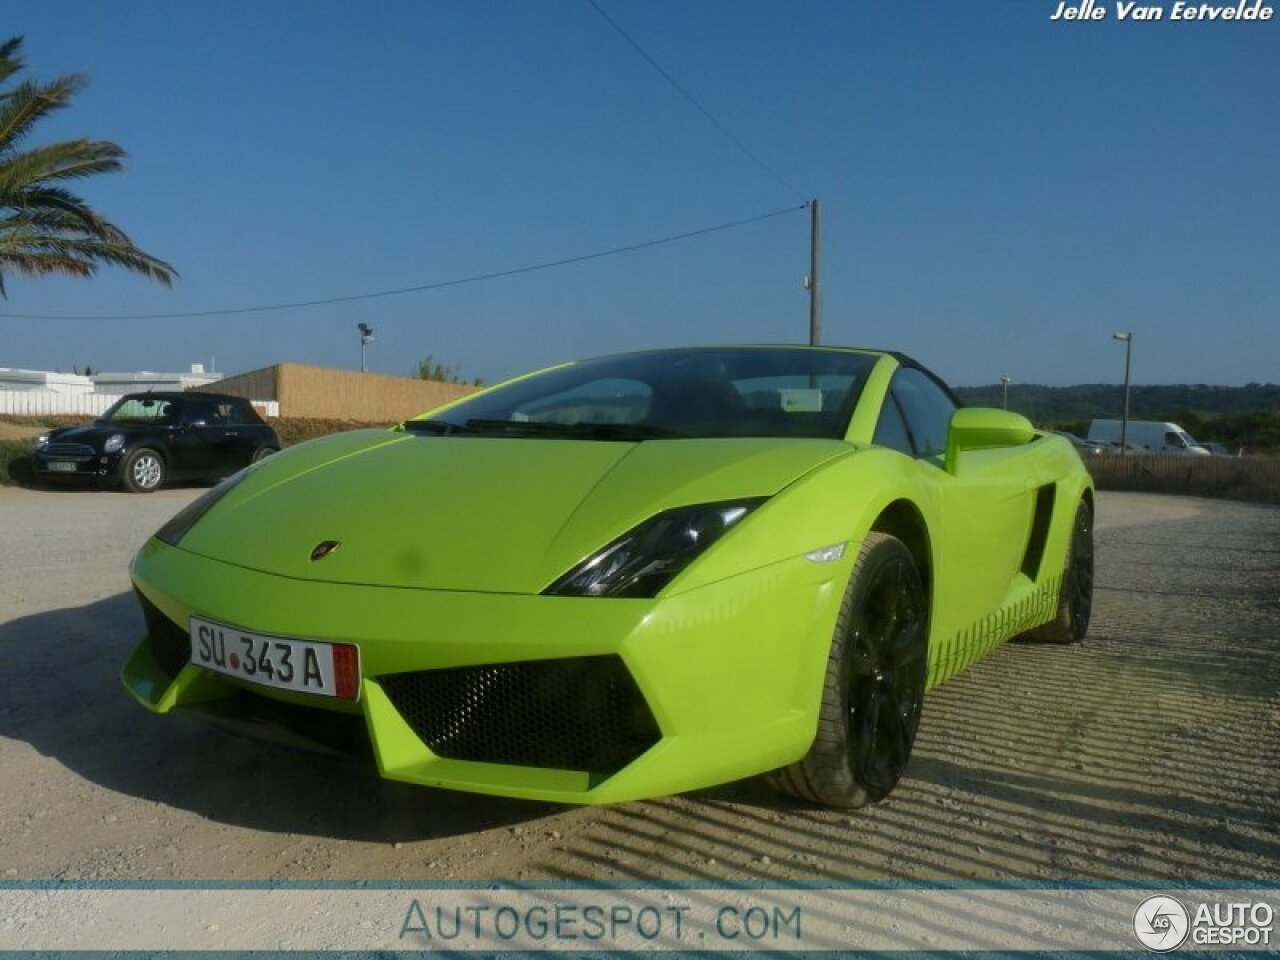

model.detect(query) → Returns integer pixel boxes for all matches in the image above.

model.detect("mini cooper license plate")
[46,461,77,472]
[189,617,360,700]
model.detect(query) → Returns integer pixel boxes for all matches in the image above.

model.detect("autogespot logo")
[1134,895,1191,952]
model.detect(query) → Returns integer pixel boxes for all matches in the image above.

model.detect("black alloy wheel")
[769,532,929,808]
[844,546,929,801]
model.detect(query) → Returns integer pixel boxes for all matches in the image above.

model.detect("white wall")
[92,372,223,394]
[0,391,278,418]
[0,391,120,416]
[0,369,94,394]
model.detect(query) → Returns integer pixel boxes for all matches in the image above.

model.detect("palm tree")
[0,35,174,295]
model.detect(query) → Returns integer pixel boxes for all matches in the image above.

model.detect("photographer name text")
[1052,0,1274,19]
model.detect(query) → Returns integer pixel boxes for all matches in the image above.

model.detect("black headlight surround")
[544,498,767,599]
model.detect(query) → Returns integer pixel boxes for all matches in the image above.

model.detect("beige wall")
[197,363,476,422]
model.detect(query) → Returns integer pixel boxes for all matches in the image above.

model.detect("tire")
[121,448,166,493]
[768,532,929,808]
[251,446,278,463]
[1021,499,1093,644]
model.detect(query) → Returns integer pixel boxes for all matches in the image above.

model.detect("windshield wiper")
[463,419,681,441]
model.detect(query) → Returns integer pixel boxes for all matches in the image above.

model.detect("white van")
[1086,419,1210,456]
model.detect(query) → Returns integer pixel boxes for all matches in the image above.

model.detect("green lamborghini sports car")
[124,345,1094,807]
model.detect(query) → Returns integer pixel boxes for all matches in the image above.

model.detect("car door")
[221,399,266,470]
[880,368,1038,669]
[174,396,236,477]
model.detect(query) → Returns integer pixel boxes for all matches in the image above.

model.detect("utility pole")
[1000,376,1011,410]
[807,198,821,346]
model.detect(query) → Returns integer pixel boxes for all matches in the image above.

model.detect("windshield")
[100,396,179,425]
[411,347,877,440]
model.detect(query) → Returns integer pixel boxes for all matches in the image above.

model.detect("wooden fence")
[1085,454,1280,504]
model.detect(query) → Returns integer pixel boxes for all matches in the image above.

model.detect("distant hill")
[953,383,1280,450]
[954,383,1280,421]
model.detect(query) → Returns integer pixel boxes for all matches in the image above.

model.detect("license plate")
[46,461,77,473]
[189,617,360,700]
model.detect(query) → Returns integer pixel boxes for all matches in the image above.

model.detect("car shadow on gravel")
[0,592,559,842]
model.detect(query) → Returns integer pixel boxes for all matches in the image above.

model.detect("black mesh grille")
[43,442,94,459]
[379,656,661,774]
[135,590,191,679]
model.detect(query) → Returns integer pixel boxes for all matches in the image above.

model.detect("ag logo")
[1134,895,1190,952]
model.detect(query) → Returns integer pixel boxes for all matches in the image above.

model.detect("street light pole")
[1113,332,1132,455]
[358,323,375,373]
[999,376,1011,410]
[807,198,821,346]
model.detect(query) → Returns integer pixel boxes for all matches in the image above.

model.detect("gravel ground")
[0,487,1275,882]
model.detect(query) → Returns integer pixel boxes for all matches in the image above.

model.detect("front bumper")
[34,449,122,479]
[124,538,852,804]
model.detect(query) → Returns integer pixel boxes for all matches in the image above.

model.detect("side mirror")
[945,407,1035,474]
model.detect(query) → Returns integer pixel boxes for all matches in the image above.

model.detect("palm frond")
[0,34,176,294]
[0,36,24,89]
[0,233,175,285]
[0,138,126,195]
[0,73,87,153]
[4,184,118,238]
[0,208,101,235]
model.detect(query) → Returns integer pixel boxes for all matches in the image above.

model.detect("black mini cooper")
[34,392,280,493]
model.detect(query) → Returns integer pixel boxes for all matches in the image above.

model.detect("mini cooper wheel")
[1021,499,1093,645]
[251,446,278,463]
[769,532,929,808]
[121,448,165,493]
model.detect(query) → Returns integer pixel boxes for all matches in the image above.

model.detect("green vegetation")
[0,36,174,293]
[0,438,35,485]
[415,355,483,386]
[956,383,1280,451]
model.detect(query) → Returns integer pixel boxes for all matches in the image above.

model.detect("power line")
[0,204,806,322]
[585,0,803,200]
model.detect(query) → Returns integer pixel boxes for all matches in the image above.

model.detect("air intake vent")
[135,590,191,679]
[380,656,661,775]
[1021,483,1057,580]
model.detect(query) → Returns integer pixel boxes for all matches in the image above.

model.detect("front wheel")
[768,532,929,808]
[1021,499,1093,645]
[250,446,278,464]
[121,448,165,493]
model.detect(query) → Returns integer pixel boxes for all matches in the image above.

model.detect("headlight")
[35,434,49,449]
[103,433,125,454]
[153,469,250,546]
[545,498,767,599]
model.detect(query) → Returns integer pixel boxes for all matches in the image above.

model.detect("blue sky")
[2,1,1276,387]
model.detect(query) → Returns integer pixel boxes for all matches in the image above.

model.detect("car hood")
[176,429,852,594]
